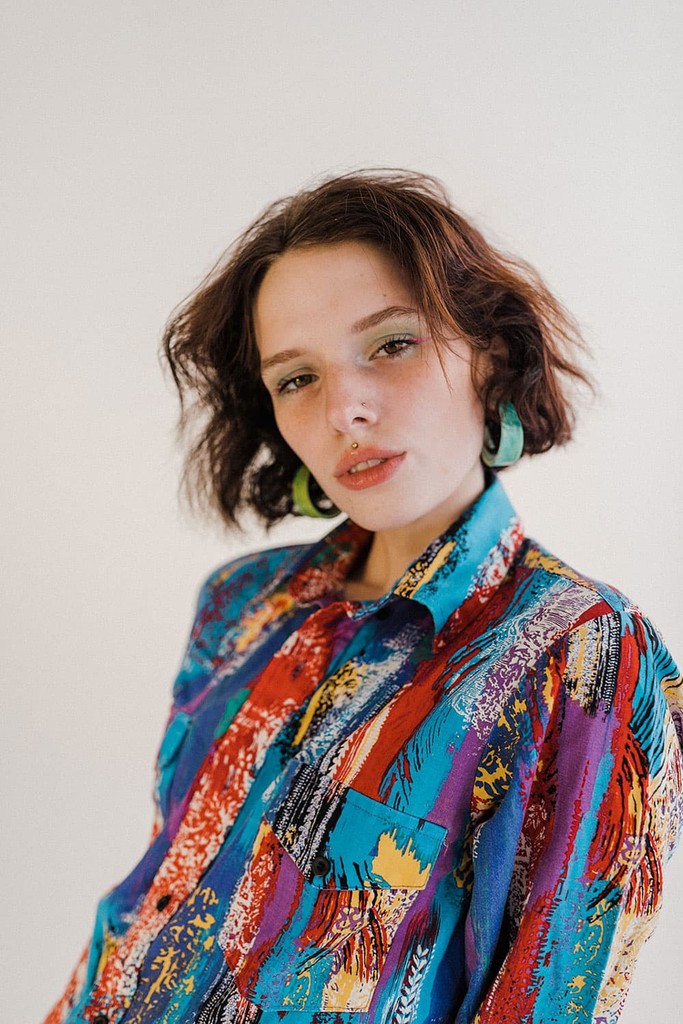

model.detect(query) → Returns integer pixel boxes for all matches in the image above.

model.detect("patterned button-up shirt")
[45,472,683,1024]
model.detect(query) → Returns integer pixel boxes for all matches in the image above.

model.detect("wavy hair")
[160,169,594,529]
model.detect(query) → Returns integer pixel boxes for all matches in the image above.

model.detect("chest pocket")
[219,761,446,1013]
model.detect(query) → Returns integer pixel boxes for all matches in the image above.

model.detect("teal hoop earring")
[292,465,340,519]
[481,401,524,468]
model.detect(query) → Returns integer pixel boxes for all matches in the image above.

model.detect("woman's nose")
[323,372,379,434]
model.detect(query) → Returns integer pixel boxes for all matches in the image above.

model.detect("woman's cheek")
[275,403,314,462]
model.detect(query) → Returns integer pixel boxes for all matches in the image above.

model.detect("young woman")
[45,171,683,1024]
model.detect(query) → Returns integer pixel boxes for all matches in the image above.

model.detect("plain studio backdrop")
[2,2,682,1021]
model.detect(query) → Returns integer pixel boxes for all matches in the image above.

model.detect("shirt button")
[156,893,172,911]
[311,854,331,877]
[93,1015,109,1024]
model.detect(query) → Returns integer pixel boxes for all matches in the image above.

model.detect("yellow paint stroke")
[324,965,373,1012]
[235,593,293,653]
[292,660,363,746]
[541,662,555,708]
[95,927,118,979]
[496,696,527,733]
[372,830,430,888]
[188,913,215,929]
[523,548,584,583]
[144,944,180,1002]
[397,540,456,598]
[472,760,511,805]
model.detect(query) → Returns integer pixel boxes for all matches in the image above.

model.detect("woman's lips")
[334,450,406,491]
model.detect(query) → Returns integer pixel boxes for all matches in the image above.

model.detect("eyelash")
[274,335,421,395]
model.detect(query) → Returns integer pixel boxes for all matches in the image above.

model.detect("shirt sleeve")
[42,564,232,1024]
[149,564,231,838]
[460,607,683,1024]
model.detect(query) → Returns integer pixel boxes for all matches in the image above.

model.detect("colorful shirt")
[45,471,683,1024]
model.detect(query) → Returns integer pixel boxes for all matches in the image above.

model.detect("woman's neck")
[343,466,486,602]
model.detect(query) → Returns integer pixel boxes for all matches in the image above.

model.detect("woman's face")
[255,241,488,535]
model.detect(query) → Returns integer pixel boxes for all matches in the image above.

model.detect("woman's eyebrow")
[260,348,305,375]
[351,305,420,333]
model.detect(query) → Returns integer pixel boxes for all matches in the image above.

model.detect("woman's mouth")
[334,449,406,490]
[349,458,386,474]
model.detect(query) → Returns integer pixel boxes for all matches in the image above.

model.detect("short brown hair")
[160,169,593,530]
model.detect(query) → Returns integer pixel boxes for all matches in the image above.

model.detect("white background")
[2,2,682,1021]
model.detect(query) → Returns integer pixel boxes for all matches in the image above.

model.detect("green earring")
[292,465,340,518]
[481,401,524,468]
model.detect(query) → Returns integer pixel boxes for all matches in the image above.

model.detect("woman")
[45,171,683,1024]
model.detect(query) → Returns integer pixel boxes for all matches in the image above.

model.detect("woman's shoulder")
[199,538,316,606]
[514,538,682,730]
[515,535,650,630]
[171,539,319,703]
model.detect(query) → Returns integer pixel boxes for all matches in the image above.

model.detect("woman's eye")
[374,335,418,358]
[275,372,316,395]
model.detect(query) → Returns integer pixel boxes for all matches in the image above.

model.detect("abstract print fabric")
[44,472,683,1024]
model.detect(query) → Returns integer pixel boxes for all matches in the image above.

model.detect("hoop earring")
[292,465,340,519]
[481,401,524,468]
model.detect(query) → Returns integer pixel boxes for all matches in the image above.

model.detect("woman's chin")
[342,502,429,535]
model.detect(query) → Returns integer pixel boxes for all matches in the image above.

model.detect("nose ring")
[351,442,359,449]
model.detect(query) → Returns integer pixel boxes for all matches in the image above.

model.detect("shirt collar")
[288,469,524,641]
